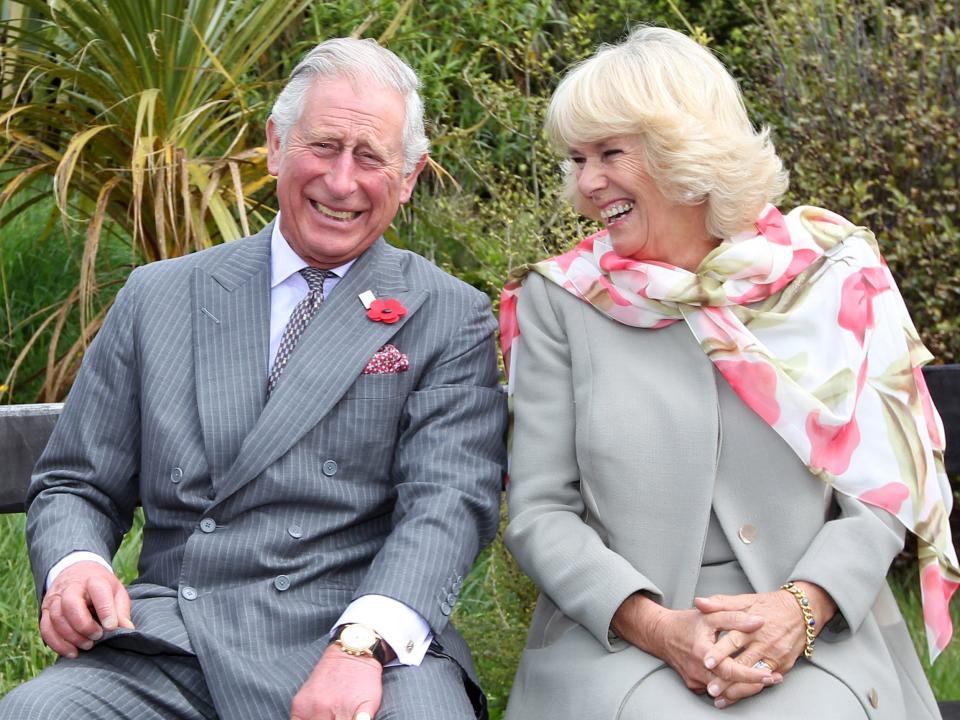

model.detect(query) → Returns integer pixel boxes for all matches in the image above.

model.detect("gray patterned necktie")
[267,267,331,396]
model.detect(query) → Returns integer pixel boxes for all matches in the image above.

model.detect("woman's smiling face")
[569,136,715,270]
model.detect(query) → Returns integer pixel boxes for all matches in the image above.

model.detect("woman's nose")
[576,159,606,197]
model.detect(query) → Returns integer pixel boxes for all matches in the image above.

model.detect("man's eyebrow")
[299,129,387,154]
[355,139,388,156]
[302,130,342,143]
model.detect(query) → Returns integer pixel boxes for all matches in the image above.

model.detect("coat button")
[446,593,457,604]
[288,524,303,539]
[738,524,758,544]
[199,518,216,533]
[868,688,879,708]
[322,460,338,476]
[440,601,452,616]
[274,575,291,592]
[170,467,183,483]
[181,586,198,601]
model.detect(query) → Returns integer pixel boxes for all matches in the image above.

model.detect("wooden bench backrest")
[0,404,63,513]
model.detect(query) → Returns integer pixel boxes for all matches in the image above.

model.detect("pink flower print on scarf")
[499,289,520,364]
[922,564,958,653]
[913,365,945,450]
[858,482,910,514]
[714,359,781,425]
[838,266,891,346]
[806,359,868,476]
[756,205,792,245]
[806,410,861,475]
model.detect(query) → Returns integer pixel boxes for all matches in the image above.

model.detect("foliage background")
[1,0,958,714]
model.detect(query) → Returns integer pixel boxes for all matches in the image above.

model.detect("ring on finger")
[753,659,772,670]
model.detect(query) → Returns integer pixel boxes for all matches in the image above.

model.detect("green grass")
[0,514,52,695]
[889,567,960,700]
[0,195,137,404]
[453,505,538,718]
[0,510,143,695]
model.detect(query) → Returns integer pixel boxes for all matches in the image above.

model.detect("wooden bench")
[2,369,959,716]
[0,403,62,513]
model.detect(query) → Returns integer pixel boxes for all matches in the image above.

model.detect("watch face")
[340,624,377,651]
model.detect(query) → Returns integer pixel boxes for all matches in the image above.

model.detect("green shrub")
[735,0,960,364]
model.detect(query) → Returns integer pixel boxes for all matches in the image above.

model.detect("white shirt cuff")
[46,551,114,592]
[332,594,433,666]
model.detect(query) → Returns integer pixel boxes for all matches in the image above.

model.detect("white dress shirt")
[47,216,433,666]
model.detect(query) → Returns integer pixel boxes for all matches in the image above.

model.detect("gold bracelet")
[780,582,816,659]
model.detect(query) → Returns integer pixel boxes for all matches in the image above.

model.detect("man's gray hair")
[270,38,429,174]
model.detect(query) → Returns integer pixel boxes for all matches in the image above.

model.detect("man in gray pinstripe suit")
[0,38,506,720]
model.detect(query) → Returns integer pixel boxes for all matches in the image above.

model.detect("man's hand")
[39,560,134,658]
[290,643,383,720]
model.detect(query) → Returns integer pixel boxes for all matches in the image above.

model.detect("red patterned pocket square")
[362,344,409,375]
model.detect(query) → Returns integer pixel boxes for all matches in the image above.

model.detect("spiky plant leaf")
[0,0,311,398]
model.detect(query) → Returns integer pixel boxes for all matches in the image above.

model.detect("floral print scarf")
[499,204,958,661]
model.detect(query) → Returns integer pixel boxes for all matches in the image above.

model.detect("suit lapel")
[193,227,272,483]
[215,239,427,502]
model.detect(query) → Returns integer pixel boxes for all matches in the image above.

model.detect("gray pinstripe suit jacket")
[25,223,507,718]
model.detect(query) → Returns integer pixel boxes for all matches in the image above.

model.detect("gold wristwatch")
[335,623,387,665]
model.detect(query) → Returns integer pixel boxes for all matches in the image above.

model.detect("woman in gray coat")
[499,26,956,719]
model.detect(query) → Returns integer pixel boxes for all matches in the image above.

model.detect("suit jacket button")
[738,524,758,544]
[322,460,338,476]
[199,518,216,533]
[170,467,183,483]
[181,586,198,601]
[440,601,452,616]
[274,575,291,592]
[288,524,303,539]
[868,688,879,708]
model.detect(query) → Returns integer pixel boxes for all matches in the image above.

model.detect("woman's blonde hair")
[545,26,788,238]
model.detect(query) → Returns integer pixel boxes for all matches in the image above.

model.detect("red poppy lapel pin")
[358,291,407,324]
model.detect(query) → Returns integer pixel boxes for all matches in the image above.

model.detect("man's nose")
[576,159,606,197]
[325,152,358,198]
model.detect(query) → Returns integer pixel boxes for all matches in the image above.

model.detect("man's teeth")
[313,201,358,220]
[601,202,635,221]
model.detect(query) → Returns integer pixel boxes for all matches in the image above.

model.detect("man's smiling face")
[266,76,424,268]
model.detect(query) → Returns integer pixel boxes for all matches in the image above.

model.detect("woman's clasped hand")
[694,584,836,708]
[612,592,777,701]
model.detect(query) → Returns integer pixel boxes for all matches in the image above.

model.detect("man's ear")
[266,117,282,176]
[399,154,429,204]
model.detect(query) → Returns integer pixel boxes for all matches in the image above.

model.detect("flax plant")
[0,0,310,400]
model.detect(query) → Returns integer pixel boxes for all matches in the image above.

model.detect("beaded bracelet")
[780,581,817,659]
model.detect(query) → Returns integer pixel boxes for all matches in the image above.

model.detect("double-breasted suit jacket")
[504,274,940,719]
[25,223,507,719]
